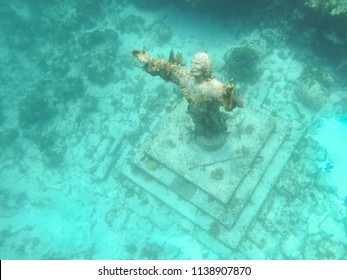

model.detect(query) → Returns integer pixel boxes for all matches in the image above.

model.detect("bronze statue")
[132,48,243,150]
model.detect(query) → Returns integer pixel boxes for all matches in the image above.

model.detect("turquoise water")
[313,117,347,198]
[0,1,346,259]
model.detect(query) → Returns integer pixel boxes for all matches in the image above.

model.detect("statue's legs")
[187,100,227,151]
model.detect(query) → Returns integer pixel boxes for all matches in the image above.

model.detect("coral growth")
[54,77,86,101]
[210,168,224,181]
[224,46,260,84]
[305,0,347,16]
[78,29,120,86]
[208,221,221,237]
[139,242,164,259]
[36,130,67,168]
[296,63,332,111]
[18,93,55,129]
[296,81,327,110]
[148,20,172,44]
[145,159,159,171]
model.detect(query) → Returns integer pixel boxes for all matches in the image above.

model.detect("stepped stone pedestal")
[118,100,305,254]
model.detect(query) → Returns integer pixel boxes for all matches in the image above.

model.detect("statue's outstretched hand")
[131,48,150,64]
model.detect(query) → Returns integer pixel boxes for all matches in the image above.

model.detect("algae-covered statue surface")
[131,48,243,150]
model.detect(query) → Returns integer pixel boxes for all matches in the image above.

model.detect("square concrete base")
[118,100,305,252]
[145,100,276,204]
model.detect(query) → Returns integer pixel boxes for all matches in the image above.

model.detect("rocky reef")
[304,0,347,16]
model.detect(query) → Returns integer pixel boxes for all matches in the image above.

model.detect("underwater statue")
[131,48,243,151]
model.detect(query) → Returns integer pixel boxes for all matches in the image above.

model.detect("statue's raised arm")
[131,48,183,85]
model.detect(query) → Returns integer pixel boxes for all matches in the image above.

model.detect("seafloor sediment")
[0,0,346,259]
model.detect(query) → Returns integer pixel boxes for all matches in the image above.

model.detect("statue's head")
[190,52,212,82]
